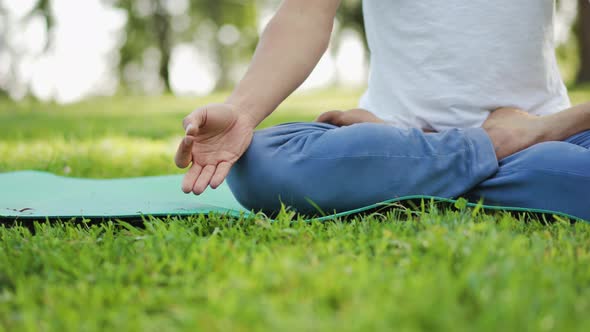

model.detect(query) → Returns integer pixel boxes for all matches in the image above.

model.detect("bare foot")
[482,107,547,160]
[316,108,386,126]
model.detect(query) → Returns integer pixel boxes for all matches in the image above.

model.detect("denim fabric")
[227,123,589,220]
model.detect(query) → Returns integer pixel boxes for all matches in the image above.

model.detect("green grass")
[1,88,590,331]
[0,89,363,178]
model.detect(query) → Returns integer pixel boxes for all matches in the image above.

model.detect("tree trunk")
[153,0,172,92]
[209,1,232,91]
[577,0,590,84]
[213,41,231,91]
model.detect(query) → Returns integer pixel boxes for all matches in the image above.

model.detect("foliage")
[28,0,54,51]
[111,0,260,92]
[336,0,366,50]
[576,0,590,83]
[0,4,5,98]
[0,0,56,98]
[3,0,590,97]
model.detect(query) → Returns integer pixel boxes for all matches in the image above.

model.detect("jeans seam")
[301,125,471,159]
[465,132,476,180]
[496,167,590,179]
[298,152,470,161]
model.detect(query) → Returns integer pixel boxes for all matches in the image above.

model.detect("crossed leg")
[466,131,590,220]
[227,122,499,215]
[227,107,590,220]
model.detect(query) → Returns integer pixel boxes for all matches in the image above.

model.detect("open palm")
[175,103,255,194]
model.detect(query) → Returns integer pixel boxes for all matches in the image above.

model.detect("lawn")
[1,88,590,331]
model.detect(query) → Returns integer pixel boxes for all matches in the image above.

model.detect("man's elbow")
[275,0,339,36]
[265,4,336,50]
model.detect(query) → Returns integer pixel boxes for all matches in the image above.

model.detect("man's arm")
[176,0,341,194]
[225,0,342,127]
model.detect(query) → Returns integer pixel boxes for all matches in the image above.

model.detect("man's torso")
[359,0,571,130]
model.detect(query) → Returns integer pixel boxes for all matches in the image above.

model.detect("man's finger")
[174,136,194,168]
[182,163,202,193]
[192,164,216,195]
[210,161,233,189]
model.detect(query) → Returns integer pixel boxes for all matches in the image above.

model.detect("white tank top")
[359,0,571,131]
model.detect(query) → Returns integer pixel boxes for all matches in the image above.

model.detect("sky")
[0,0,579,104]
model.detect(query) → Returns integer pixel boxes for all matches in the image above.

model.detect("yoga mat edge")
[0,171,585,223]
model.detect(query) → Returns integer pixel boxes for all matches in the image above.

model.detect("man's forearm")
[225,0,340,128]
[539,102,590,142]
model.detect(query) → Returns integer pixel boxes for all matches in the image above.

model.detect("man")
[175,0,590,219]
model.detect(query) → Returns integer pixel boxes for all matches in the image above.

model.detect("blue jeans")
[226,123,590,220]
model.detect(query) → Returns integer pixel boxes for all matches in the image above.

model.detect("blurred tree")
[0,3,7,97]
[189,1,258,90]
[29,0,55,51]
[112,0,171,91]
[0,0,56,98]
[335,0,365,49]
[111,0,259,92]
[577,0,590,83]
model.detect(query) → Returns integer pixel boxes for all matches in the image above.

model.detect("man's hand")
[316,108,386,126]
[175,104,255,194]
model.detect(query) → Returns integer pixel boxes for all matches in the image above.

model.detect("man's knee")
[481,141,590,202]
[226,128,311,213]
[503,141,590,173]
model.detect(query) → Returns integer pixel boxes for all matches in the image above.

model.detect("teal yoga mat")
[0,171,584,222]
[0,171,248,220]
